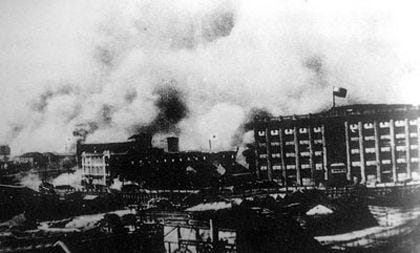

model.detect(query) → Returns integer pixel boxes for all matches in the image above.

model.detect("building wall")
[78,136,238,187]
[254,104,420,187]
[345,118,420,184]
[81,151,110,186]
[112,150,237,189]
[254,122,326,187]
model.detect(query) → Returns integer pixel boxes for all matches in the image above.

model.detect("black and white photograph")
[1,0,420,252]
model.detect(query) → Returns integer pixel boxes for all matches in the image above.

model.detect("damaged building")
[253,104,420,187]
[77,134,246,189]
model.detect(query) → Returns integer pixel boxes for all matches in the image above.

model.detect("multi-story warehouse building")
[253,104,420,187]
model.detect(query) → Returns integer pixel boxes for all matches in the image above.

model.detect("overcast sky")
[1,0,420,154]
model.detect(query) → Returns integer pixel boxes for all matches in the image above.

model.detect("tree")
[121,213,137,231]
[102,213,126,233]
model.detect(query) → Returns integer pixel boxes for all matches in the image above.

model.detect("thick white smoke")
[1,0,419,155]
[52,170,83,189]
[19,172,42,191]
[19,169,83,191]
[110,177,123,191]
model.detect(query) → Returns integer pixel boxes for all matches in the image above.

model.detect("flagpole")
[332,90,336,108]
[209,135,215,152]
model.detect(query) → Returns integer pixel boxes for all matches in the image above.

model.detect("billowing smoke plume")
[136,81,189,135]
[1,0,419,154]
[52,170,83,189]
[19,169,82,191]
[20,172,42,191]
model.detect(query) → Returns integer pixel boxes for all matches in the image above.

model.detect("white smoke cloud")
[110,177,139,190]
[1,0,420,154]
[19,169,82,191]
[52,170,83,189]
[179,103,246,151]
[19,172,42,191]
[110,177,123,191]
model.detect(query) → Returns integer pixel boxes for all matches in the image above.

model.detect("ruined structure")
[77,134,239,188]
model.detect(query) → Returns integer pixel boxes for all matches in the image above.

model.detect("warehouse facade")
[253,104,420,187]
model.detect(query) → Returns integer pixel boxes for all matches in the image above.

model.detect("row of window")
[260,163,323,171]
[85,156,235,165]
[262,160,419,172]
[258,119,419,138]
[350,133,418,142]
[259,150,323,159]
[82,166,106,175]
[82,159,105,166]
[145,157,206,163]
[361,173,413,183]
[351,157,419,166]
[267,139,323,147]
[263,133,417,146]
[349,119,417,130]
[260,151,418,166]
[261,172,418,184]
[257,127,323,137]
[261,159,420,171]
[262,148,418,159]
[351,145,419,154]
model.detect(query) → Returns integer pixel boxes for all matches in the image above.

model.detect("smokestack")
[166,137,179,153]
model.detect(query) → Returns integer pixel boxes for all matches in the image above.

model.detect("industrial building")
[253,104,420,187]
[77,139,135,186]
[77,134,241,188]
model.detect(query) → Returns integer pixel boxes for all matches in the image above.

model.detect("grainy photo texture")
[1,0,420,252]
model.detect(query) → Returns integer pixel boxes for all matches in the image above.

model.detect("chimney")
[166,137,179,153]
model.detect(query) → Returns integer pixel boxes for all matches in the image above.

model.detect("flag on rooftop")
[333,87,347,98]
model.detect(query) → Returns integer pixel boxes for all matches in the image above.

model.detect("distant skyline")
[1,0,420,155]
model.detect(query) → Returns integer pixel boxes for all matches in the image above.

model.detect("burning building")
[77,134,241,189]
[253,104,420,187]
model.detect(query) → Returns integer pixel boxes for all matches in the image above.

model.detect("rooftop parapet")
[255,104,420,123]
